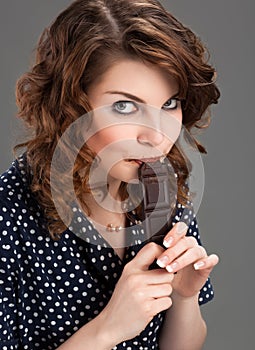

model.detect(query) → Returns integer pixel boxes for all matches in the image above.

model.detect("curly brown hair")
[15,0,220,238]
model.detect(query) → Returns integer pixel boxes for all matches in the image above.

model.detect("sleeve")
[173,204,215,305]
[185,217,215,305]
[0,215,21,349]
[0,270,20,349]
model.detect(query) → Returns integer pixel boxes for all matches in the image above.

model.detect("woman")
[0,0,220,349]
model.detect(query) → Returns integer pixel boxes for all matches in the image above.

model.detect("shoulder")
[0,155,41,219]
[172,201,201,241]
[0,155,31,207]
[0,156,47,255]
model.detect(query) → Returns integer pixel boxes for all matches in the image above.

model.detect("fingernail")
[166,262,178,273]
[163,236,173,248]
[156,255,170,268]
[176,222,188,235]
[194,261,205,270]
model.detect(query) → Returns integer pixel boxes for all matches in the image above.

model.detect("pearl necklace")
[106,223,124,232]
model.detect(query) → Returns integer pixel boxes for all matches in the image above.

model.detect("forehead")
[87,59,179,105]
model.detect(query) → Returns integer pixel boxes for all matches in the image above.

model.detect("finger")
[163,221,188,248]
[146,283,173,299]
[129,242,164,271]
[151,296,172,316]
[144,269,175,285]
[193,254,220,272]
[165,245,207,273]
[156,236,197,268]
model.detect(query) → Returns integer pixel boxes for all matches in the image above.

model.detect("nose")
[137,127,165,147]
[136,106,166,147]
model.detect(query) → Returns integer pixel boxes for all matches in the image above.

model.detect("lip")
[138,156,162,163]
[125,156,163,165]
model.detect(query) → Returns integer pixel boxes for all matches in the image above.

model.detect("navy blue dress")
[0,156,214,349]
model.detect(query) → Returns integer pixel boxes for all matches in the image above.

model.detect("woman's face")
[86,59,182,187]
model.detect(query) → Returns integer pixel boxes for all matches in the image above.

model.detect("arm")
[159,293,206,350]
[156,222,219,350]
[56,313,115,350]
[57,243,173,349]
[57,294,205,350]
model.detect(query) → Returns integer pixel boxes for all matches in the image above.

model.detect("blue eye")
[113,101,138,115]
[162,98,179,110]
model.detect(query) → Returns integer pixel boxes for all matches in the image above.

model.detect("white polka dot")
[0,156,214,348]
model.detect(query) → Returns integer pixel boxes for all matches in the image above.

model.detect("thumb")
[130,242,164,271]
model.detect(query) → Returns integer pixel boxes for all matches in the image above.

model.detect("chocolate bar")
[138,160,172,246]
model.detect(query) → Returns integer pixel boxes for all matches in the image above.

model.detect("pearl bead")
[106,224,123,232]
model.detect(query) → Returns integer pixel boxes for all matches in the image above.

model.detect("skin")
[86,59,182,198]
[84,58,183,256]
[57,59,219,350]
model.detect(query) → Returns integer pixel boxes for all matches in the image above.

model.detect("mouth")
[125,156,163,166]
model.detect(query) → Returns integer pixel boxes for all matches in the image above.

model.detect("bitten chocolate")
[138,160,172,246]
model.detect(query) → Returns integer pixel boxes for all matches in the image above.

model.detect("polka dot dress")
[0,156,214,349]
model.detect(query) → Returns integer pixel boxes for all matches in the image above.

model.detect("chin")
[109,163,139,184]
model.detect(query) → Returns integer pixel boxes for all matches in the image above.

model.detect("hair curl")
[15,0,220,238]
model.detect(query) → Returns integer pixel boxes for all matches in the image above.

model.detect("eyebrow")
[104,90,180,104]
[105,91,146,103]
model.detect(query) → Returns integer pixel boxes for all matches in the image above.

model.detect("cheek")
[164,111,182,140]
[86,127,135,153]
[87,131,111,153]
[174,109,183,125]
[162,110,182,151]
[177,111,183,134]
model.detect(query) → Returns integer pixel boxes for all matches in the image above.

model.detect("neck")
[82,184,125,224]
[107,177,122,202]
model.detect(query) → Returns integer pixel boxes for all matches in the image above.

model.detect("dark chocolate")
[138,160,172,246]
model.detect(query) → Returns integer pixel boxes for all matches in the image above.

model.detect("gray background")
[0,1,254,349]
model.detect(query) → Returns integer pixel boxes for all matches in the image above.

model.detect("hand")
[156,222,219,299]
[100,243,174,345]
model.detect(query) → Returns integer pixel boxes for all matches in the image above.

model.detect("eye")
[162,98,180,110]
[113,101,138,115]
